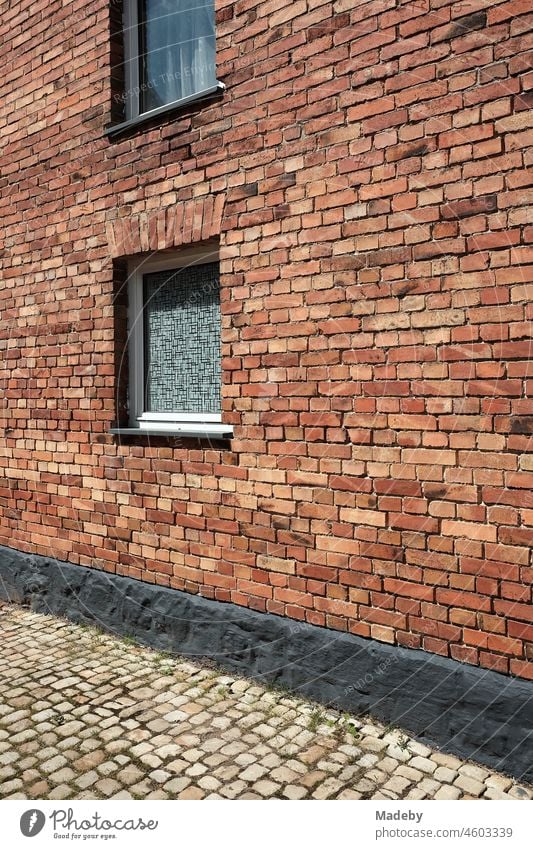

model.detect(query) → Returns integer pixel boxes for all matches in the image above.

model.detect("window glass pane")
[143,262,221,415]
[139,0,216,112]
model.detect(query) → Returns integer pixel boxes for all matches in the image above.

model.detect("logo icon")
[20,810,46,838]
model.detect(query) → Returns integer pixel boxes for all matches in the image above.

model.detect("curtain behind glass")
[139,0,216,112]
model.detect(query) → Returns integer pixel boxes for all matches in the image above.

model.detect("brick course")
[0,0,531,677]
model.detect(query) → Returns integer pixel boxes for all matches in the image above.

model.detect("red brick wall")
[1,0,532,678]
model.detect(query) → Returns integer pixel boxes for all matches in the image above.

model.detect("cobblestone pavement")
[0,605,531,801]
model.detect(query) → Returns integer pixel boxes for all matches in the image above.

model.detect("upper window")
[126,248,230,437]
[123,0,219,121]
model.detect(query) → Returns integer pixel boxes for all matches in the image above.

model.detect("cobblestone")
[0,605,531,801]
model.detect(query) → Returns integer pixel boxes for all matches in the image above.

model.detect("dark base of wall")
[0,543,531,783]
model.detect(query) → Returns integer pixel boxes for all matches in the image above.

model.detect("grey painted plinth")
[0,544,531,782]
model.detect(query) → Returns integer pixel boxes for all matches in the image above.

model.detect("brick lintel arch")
[106,194,225,258]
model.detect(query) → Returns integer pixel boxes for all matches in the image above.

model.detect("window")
[122,0,222,122]
[124,249,230,437]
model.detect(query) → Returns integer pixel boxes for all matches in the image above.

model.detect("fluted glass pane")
[143,262,220,414]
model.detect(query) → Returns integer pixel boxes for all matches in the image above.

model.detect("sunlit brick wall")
[0,0,531,677]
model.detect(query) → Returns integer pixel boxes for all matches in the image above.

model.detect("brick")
[441,521,496,543]
[441,195,497,219]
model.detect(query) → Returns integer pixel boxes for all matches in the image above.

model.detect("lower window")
[127,249,228,436]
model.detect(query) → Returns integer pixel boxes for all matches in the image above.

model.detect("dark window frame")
[106,0,224,137]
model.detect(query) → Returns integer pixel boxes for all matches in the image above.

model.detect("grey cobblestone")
[0,604,530,801]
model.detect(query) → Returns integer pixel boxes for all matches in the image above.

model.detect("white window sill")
[110,424,233,439]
